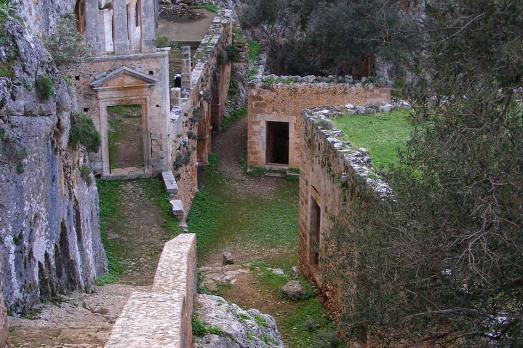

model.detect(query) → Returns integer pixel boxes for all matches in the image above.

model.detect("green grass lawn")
[333,110,413,170]
[187,154,299,267]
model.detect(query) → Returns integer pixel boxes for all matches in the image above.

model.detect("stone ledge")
[105,234,197,348]
[105,292,184,348]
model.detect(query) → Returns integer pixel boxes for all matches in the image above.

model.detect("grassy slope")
[187,154,339,347]
[96,178,180,285]
[333,110,412,170]
[187,154,298,266]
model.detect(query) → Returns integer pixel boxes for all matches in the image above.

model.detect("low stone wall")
[105,233,196,348]
[298,105,392,314]
[168,9,234,217]
[247,83,391,170]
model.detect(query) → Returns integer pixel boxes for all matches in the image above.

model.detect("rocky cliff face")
[0,3,107,314]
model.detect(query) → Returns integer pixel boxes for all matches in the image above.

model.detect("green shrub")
[194,3,219,13]
[43,14,91,65]
[35,75,54,100]
[0,62,13,78]
[226,45,241,63]
[0,0,15,23]
[69,112,101,153]
[16,162,23,174]
[312,330,341,348]
[156,36,170,48]
[79,165,93,185]
[0,128,5,141]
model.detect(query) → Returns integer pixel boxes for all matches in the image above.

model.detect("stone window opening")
[308,195,321,268]
[266,121,289,165]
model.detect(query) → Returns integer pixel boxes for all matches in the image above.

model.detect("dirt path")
[213,117,282,198]
[9,181,169,347]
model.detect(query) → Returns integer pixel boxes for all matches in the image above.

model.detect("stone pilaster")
[113,0,130,55]
[181,46,192,93]
[142,0,157,53]
[85,0,103,55]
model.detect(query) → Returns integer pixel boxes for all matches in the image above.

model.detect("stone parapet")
[105,234,197,348]
[247,84,391,170]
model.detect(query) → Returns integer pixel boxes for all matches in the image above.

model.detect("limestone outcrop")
[194,294,284,348]
[0,6,107,314]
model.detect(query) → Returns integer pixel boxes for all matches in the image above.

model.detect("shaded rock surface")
[281,280,306,301]
[194,294,284,348]
[0,4,107,314]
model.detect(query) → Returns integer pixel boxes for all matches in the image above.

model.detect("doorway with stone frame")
[266,121,290,166]
[106,104,146,173]
[308,188,322,280]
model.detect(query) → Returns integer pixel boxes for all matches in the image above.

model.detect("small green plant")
[69,112,101,153]
[79,165,93,185]
[0,128,5,141]
[16,162,24,174]
[35,75,54,100]
[192,315,227,337]
[225,45,241,63]
[247,40,262,64]
[0,0,16,23]
[254,315,269,328]
[156,36,170,48]
[0,62,13,78]
[194,3,219,13]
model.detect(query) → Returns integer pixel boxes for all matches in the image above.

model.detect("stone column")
[128,1,137,51]
[85,0,102,55]
[181,46,192,92]
[141,0,157,53]
[113,0,130,55]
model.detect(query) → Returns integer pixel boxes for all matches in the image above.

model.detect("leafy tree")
[324,0,523,345]
[240,0,418,76]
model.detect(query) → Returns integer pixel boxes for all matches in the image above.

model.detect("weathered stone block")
[162,170,179,195]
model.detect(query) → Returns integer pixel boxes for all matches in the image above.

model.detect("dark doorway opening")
[266,121,289,165]
[309,196,321,267]
[107,104,145,171]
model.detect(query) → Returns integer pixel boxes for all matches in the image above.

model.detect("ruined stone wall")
[0,17,107,313]
[168,10,234,215]
[248,84,390,169]
[62,50,172,177]
[298,106,391,315]
[105,233,196,348]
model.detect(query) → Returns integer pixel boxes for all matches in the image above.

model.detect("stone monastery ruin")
[0,0,427,347]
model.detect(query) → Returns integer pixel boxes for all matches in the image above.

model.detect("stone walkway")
[9,181,169,347]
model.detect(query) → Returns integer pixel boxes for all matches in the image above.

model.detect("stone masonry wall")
[63,50,172,177]
[168,10,234,216]
[298,105,391,315]
[248,84,390,169]
[105,233,196,348]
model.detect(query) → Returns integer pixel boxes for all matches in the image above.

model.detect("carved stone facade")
[63,0,169,179]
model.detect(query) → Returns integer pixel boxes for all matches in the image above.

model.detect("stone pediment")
[91,66,158,90]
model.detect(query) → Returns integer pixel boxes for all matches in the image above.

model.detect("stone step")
[170,199,184,216]
[162,170,178,195]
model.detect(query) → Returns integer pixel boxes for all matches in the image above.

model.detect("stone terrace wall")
[298,106,391,314]
[168,10,234,217]
[105,233,196,348]
[248,83,390,170]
